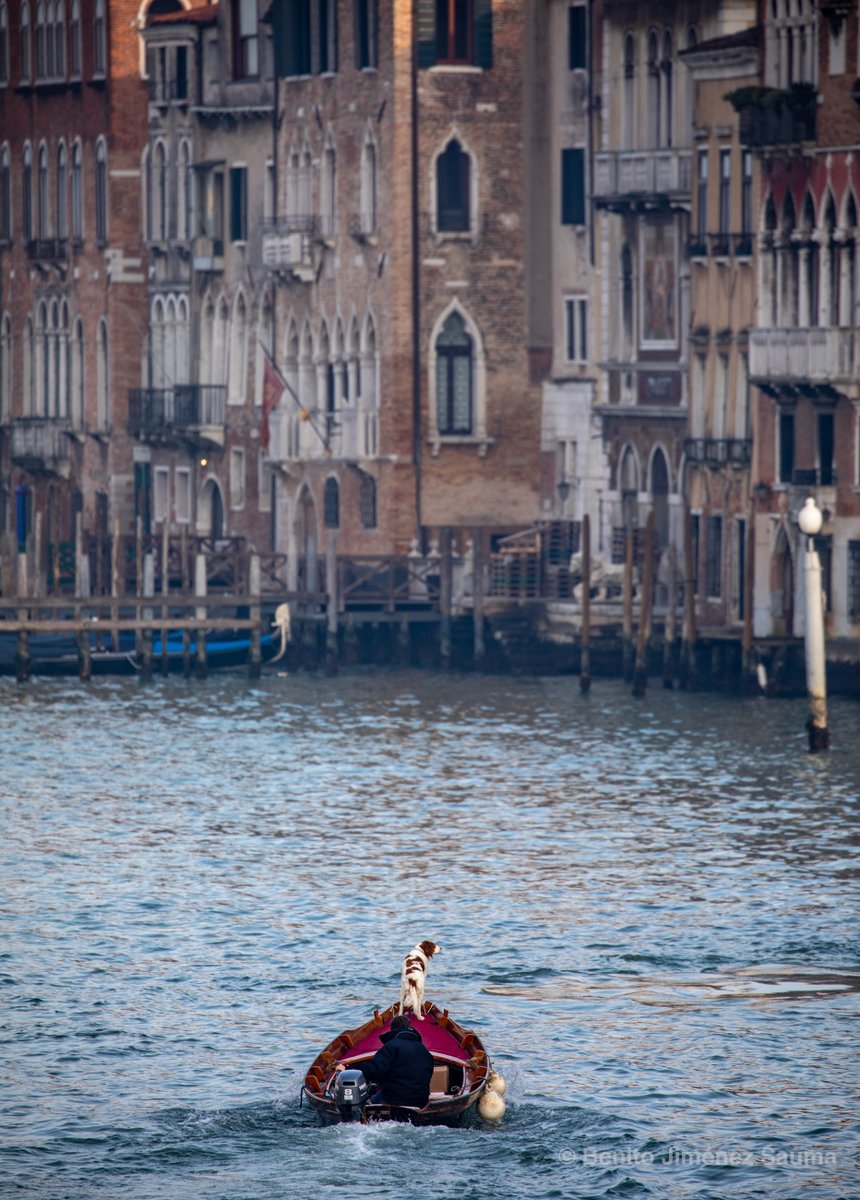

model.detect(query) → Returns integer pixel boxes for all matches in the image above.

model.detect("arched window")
[70,139,82,239]
[22,143,33,242]
[360,473,377,529]
[35,301,47,415]
[0,144,10,241]
[35,0,46,77]
[23,317,34,415]
[199,295,214,384]
[52,0,64,77]
[71,317,84,427]
[20,0,31,82]
[37,142,49,238]
[623,32,636,150]
[843,194,858,329]
[69,0,80,76]
[647,31,660,147]
[435,310,472,434]
[660,30,673,149]
[781,193,798,325]
[177,140,191,240]
[620,446,639,530]
[803,191,819,327]
[0,2,9,85]
[320,139,336,238]
[436,137,470,232]
[214,296,228,384]
[56,141,66,239]
[300,320,316,410]
[333,317,346,405]
[153,140,166,240]
[229,293,247,403]
[95,137,107,243]
[621,243,634,356]
[362,312,377,407]
[176,296,189,384]
[323,477,340,528]
[650,447,670,547]
[0,313,11,424]
[96,317,109,429]
[93,0,105,75]
[360,135,377,234]
[348,314,361,401]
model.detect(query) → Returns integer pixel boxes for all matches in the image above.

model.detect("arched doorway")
[651,447,670,548]
[770,524,794,637]
[198,477,224,540]
[293,486,317,593]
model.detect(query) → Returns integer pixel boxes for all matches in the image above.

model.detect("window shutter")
[568,5,585,70]
[474,0,492,68]
[271,0,288,75]
[561,148,585,225]
[416,0,436,68]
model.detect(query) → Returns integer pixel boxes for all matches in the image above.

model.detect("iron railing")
[127,385,226,438]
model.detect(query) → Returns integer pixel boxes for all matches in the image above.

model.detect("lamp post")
[798,497,829,752]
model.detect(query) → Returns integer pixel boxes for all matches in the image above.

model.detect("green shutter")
[568,5,585,70]
[474,0,492,68]
[416,0,436,68]
[561,148,585,225]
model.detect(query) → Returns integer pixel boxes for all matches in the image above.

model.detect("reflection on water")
[0,671,858,1199]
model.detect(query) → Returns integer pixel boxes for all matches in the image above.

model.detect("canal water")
[1,671,858,1200]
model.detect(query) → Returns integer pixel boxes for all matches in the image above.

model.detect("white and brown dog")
[399,940,441,1020]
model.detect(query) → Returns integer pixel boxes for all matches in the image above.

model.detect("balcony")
[128,385,226,445]
[266,405,379,465]
[261,219,315,280]
[26,237,69,262]
[749,328,856,392]
[739,92,817,149]
[11,417,72,473]
[684,438,752,468]
[593,149,692,209]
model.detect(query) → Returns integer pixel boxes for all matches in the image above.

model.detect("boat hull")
[303,1001,490,1126]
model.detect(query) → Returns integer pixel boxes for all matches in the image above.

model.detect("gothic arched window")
[435,310,473,434]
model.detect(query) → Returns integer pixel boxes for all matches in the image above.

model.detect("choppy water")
[1,670,858,1200]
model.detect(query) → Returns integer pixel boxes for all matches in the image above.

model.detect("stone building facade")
[0,0,149,577]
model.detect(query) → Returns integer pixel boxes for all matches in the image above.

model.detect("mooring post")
[798,498,829,751]
[324,535,338,676]
[680,506,698,690]
[135,516,144,658]
[15,550,30,683]
[249,552,262,680]
[440,528,452,670]
[580,513,592,694]
[622,529,634,682]
[632,512,655,698]
[662,546,677,689]
[141,551,155,680]
[472,527,485,669]
[194,552,208,680]
[111,518,121,653]
[742,509,756,693]
[159,522,170,676]
[33,512,44,600]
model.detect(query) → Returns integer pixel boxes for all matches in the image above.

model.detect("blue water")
[1,671,858,1200]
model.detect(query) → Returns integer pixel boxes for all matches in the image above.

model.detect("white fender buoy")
[487,1069,507,1096]
[478,1086,506,1122]
[270,603,292,663]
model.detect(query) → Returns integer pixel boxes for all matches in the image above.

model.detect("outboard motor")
[332,1069,370,1121]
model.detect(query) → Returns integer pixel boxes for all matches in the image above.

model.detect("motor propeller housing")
[332,1069,370,1120]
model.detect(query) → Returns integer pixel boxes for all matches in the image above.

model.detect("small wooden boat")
[302,1000,491,1125]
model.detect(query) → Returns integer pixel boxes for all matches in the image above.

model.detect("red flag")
[261,352,285,453]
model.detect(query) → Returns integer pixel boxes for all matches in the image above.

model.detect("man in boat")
[351,1014,435,1109]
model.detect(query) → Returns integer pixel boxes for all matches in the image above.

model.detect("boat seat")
[430,1064,450,1095]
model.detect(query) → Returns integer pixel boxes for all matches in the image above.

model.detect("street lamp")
[798,497,829,752]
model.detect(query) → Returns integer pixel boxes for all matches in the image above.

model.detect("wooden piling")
[248,553,262,679]
[324,536,338,676]
[141,552,155,681]
[661,546,677,689]
[397,616,411,665]
[580,513,591,694]
[110,518,121,652]
[182,629,192,678]
[157,523,169,675]
[15,552,30,683]
[742,510,756,693]
[135,517,144,658]
[78,625,92,681]
[194,552,208,680]
[680,506,698,690]
[33,512,44,600]
[622,530,635,682]
[632,512,655,698]
[472,528,485,669]
[439,528,452,669]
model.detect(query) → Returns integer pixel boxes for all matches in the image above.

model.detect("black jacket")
[359,1028,434,1108]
